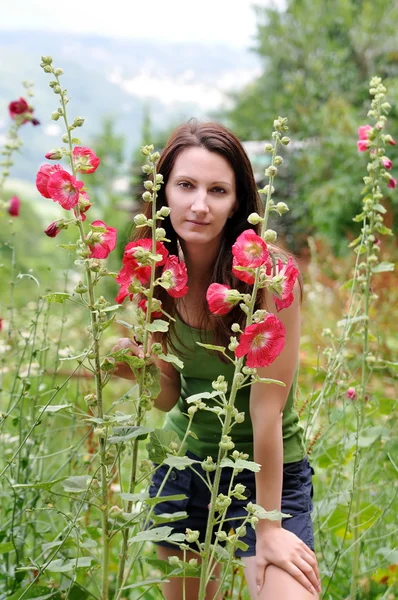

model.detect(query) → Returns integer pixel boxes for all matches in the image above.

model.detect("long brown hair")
[133,120,278,355]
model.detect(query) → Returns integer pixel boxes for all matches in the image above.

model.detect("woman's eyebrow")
[172,174,233,187]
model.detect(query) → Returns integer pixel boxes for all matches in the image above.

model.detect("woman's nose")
[191,189,209,213]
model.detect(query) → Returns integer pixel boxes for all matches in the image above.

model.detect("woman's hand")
[255,525,321,595]
[111,337,152,380]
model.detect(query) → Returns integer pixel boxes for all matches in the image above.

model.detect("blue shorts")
[149,452,314,557]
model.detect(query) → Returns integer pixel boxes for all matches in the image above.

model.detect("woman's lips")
[187,220,209,226]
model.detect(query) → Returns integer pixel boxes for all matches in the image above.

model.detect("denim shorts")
[148,452,314,557]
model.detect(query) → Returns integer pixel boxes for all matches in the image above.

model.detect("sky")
[1,0,285,47]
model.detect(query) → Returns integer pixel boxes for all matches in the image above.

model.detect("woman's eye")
[212,187,226,194]
[178,181,192,189]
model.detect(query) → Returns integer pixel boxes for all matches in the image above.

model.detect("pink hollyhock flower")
[162,255,188,298]
[36,164,64,198]
[357,140,369,152]
[358,125,372,140]
[47,170,84,209]
[8,196,20,217]
[346,387,357,401]
[381,157,392,170]
[206,283,241,315]
[44,221,63,238]
[9,97,29,118]
[115,265,137,304]
[0,318,2,332]
[273,257,299,312]
[138,297,163,319]
[87,220,117,259]
[388,177,397,189]
[72,146,100,174]
[232,229,269,268]
[123,239,169,267]
[74,191,92,221]
[235,313,285,368]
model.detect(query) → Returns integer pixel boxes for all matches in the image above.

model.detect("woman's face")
[165,147,237,251]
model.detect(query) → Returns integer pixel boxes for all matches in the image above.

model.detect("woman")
[114,120,320,599]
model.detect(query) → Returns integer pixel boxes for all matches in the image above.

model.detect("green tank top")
[163,314,305,463]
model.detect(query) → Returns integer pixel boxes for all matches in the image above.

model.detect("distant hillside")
[0,31,260,181]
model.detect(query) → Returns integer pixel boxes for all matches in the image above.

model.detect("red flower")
[346,387,357,401]
[87,220,117,259]
[138,297,163,319]
[9,97,29,118]
[206,283,241,315]
[388,177,397,189]
[72,146,100,174]
[115,265,137,303]
[123,239,168,268]
[8,196,20,216]
[232,229,269,268]
[232,257,255,284]
[273,257,299,312]
[36,164,64,198]
[162,255,188,298]
[381,157,392,170]
[44,221,62,238]
[47,170,84,209]
[358,125,372,140]
[235,314,285,368]
[0,318,2,332]
[357,140,369,152]
[74,191,92,221]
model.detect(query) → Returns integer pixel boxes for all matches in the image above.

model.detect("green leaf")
[120,579,165,591]
[246,504,290,521]
[375,224,393,235]
[39,404,72,413]
[145,494,188,506]
[146,429,185,463]
[7,586,62,600]
[144,557,201,578]
[13,477,67,491]
[108,426,153,444]
[163,456,198,470]
[0,541,15,553]
[220,458,261,472]
[110,349,145,370]
[152,511,188,523]
[43,292,70,304]
[348,234,362,248]
[58,243,77,250]
[146,362,162,399]
[185,391,221,404]
[337,315,368,327]
[371,261,395,273]
[46,557,92,572]
[235,540,249,552]
[129,526,184,544]
[374,203,387,214]
[146,319,170,332]
[102,304,122,313]
[158,353,184,369]
[196,342,226,353]
[61,476,91,493]
[251,377,286,386]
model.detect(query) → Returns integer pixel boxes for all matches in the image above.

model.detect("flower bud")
[51,111,60,121]
[41,56,53,65]
[54,85,62,94]
[264,143,274,153]
[155,174,164,184]
[228,336,238,352]
[212,375,228,394]
[189,558,198,567]
[61,133,69,143]
[155,227,166,241]
[142,191,152,202]
[144,180,154,190]
[84,393,97,407]
[275,202,289,215]
[202,456,217,472]
[159,206,171,217]
[187,405,198,416]
[219,435,234,450]
[234,412,245,424]
[168,556,180,566]
[265,165,278,177]
[274,155,283,165]
[247,212,263,225]
[142,164,153,174]
[281,136,291,145]
[231,323,241,333]
[134,214,148,226]
[185,528,200,543]
[74,281,88,294]
[100,356,116,371]
[43,65,53,73]
[54,68,64,76]
[346,387,357,400]
[72,117,85,127]
[45,149,63,160]
[109,505,123,517]
[263,229,277,242]
[215,531,228,541]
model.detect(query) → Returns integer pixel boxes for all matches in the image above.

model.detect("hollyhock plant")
[381,157,392,170]
[72,146,100,174]
[346,387,357,401]
[161,255,188,298]
[8,97,39,126]
[232,229,269,268]
[44,220,63,238]
[36,164,63,198]
[206,283,241,316]
[47,170,84,209]
[87,220,117,259]
[115,266,138,304]
[74,191,92,221]
[358,125,372,140]
[273,257,299,312]
[123,239,168,267]
[8,196,20,217]
[387,177,397,189]
[138,297,163,320]
[235,313,285,368]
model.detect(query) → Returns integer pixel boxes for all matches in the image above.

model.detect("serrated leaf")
[146,319,170,332]
[61,476,91,493]
[158,353,184,369]
[371,261,395,273]
[163,456,198,470]
[146,429,185,463]
[46,556,92,572]
[108,426,153,444]
[43,292,70,303]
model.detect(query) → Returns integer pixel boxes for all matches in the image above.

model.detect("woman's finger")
[293,556,321,593]
[284,562,317,595]
[301,546,320,586]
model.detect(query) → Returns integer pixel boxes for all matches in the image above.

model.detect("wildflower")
[381,157,392,170]
[357,140,369,152]
[235,314,285,368]
[36,164,63,198]
[273,257,299,311]
[232,257,256,284]
[47,170,84,209]
[87,220,117,259]
[74,191,92,221]
[387,177,397,189]
[9,97,29,118]
[346,387,357,401]
[232,229,269,268]
[115,266,138,303]
[45,149,63,160]
[138,297,163,320]
[7,196,20,217]
[161,255,188,298]
[72,146,100,174]
[206,283,241,315]
[123,239,168,267]
[44,220,63,237]
[358,125,372,140]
